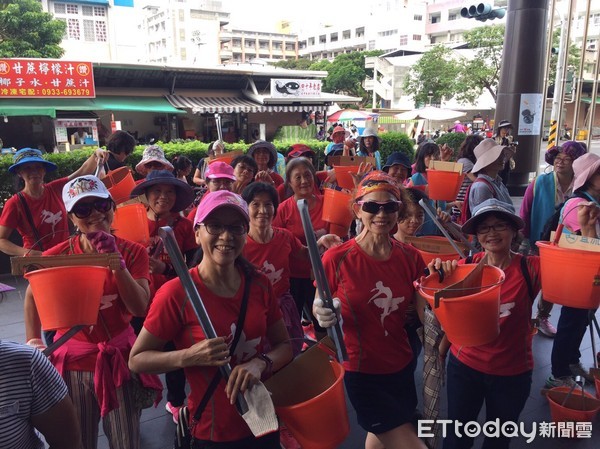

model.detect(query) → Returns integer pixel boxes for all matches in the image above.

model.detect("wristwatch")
[257,352,273,377]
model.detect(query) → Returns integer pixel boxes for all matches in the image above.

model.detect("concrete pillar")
[495,0,550,195]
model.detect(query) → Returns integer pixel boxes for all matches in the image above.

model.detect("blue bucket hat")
[382,152,412,175]
[461,198,522,235]
[9,148,57,174]
[130,170,194,213]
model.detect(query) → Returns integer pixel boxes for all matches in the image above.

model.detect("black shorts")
[344,365,418,434]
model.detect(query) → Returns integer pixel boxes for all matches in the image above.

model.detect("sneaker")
[546,375,576,389]
[569,362,594,383]
[537,316,557,338]
[165,401,181,424]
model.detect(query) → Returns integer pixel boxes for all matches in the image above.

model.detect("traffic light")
[460,3,506,21]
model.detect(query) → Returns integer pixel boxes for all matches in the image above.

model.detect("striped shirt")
[0,340,68,449]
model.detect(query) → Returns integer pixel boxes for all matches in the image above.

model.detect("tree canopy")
[0,0,65,58]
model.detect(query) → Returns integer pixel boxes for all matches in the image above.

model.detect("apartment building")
[40,0,141,63]
[221,29,298,64]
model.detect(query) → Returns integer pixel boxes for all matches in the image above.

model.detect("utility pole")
[495,0,549,195]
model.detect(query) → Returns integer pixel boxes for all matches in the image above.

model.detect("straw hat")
[573,153,600,192]
[471,138,506,173]
[247,140,278,168]
[461,198,523,235]
[135,145,174,176]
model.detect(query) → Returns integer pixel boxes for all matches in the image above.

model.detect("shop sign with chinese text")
[0,59,95,98]
[270,79,322,97]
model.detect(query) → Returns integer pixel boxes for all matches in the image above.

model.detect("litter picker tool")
[158,226,277,436]
[214,113,223,143]
[418,199,470,258]
[297,199,348,362]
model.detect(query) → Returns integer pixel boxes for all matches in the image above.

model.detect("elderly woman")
[247,140,284,187]
[135,145,174,180]
[0,148,108,256]
[441,198,541,449]
[129,190,292,448]
[273,157,329,324]
[382,152,412,186]
[313,172,427,449]
[519,141,587,338]
[547,152,600,389]
[231,155,258,194]
[105,131,136,171]
[357,129,382,170]
[24,176,162,449]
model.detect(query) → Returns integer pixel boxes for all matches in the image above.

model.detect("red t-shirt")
[145,214,197,292]
[450,253,541,375]
[0,178,70,250]
[143,268,282,442]
[243,227,303,298]
[322,239,426,374]
[272,195,328,278]
[277,178,324,203]
[270,171,284,187]
[43,235,150,371]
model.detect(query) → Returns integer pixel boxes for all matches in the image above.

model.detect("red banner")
[0,59,95,98]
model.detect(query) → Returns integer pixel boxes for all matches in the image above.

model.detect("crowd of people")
[0,127,599,449]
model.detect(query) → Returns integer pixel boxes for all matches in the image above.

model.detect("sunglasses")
[197,223,248,236]
[357,200,401,214]
[71,198,114,219]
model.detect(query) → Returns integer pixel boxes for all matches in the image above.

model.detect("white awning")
[165,94,329,114]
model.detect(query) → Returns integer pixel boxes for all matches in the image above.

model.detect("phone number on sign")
[40,88,92,96]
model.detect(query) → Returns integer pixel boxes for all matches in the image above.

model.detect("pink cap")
[204,161,236,181]
[194,190,249,226]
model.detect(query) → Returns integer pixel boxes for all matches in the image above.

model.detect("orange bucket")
[536,242,600,309]
[208,153,236,165]
[426,169,465,201]
[411,236,463,265]
[24,266,108,330]
[333,165,360,190]
[547,386,600,423]
[418,265,505,346]
[322,188,353,229]
[101,167,136,204]
[112,203,150,245]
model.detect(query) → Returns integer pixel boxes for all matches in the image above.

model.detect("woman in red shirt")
[247,140,284,187]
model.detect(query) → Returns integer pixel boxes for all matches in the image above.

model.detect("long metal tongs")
[297,200,348,362]
[214,113,223,143]
[158,226,248,415]
[418,199,476,258]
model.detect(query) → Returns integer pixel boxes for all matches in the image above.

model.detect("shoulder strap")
[17,192,44,251]
[520,256,534,301]
[190,271,253,426]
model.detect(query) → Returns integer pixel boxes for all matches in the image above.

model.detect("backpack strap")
[520,256,534,302]
[17,192,44,251]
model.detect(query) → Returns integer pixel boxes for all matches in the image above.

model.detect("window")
[342,30,350,39]
[180,29,186,41]
[399,35,408,45]
[368,40,376,50]
[319,34,326,44]
[180,48,186,60]
[449,14,457,21]
[53,3,107,42]
[593,13,600,26]
[414,14,423,21]
[430,13,441,24]
[379,29,398,37]
[413,34,422,41]
[331,32,338,42]
[356,27,364,38]
[308,37,315,45]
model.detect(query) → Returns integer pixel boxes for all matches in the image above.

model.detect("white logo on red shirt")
[368,281,405,336]
[261,260,283,286]
[499,302,515,318]
[99,294,117,310]
[40,209,62,233]
[228,323,261,363]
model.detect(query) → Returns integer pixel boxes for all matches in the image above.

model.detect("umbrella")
[327,109,373,122]
[394,106,466,121]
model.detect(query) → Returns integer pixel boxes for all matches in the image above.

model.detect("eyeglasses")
[554,156,573,165]
[235,164,256,175]
[357,200,401,214]
[197,223,248,236]
[71,198,114,219]
[476,222,510,234]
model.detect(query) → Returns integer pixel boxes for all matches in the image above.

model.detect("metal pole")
[554,0,575,143]
[571,0,592,139]
[585,41,600,150]
[541,0,558,152]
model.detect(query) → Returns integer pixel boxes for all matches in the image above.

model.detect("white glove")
[26,338,47,352]
[313,297,341,329]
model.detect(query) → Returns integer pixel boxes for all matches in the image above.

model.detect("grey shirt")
[468,173,514,213]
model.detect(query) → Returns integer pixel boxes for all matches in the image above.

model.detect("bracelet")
[257,352,273,377]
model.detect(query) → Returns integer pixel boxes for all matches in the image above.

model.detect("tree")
[273,58,314,70]
[455,24,505,104]
[403,45,461,105]
[548,28,581,93]
[0,0,65,58]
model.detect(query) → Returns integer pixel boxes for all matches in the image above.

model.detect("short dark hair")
[231,155,258,175]
[106,131,135,156]
[241,182,280,217]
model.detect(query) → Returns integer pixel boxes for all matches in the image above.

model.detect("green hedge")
[435,132,467,159]
[0,134,414,210]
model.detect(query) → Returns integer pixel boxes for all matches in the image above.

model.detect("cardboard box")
[549,232,600,253]
[327,155,376,167]
[429,160,463,173]
[404,236,469,255]
[11,253,122,275]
